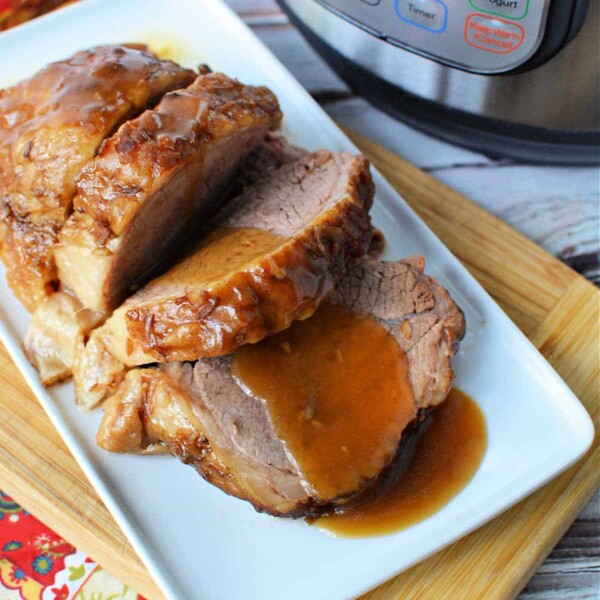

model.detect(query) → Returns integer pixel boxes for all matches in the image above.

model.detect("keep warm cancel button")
[465,14,525,53]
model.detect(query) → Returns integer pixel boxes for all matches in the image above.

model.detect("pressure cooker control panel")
[315,0,552,73]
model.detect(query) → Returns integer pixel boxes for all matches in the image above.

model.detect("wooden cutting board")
[0,129,597,600]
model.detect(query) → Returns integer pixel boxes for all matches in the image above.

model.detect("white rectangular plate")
[0,1,594,599]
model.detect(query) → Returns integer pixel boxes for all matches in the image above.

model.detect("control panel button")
[464,14,525,53]
[358,0,380,5]
[469,0,529,20]
[395,0,448,33]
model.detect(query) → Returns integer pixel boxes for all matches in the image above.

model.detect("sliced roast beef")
[26,133,303,386]
[75,150,373,406]
[55,72,283,313]
[24,74,282,386]
[0,44,195,311]
[92,151,374,369]
[96,257,465,517]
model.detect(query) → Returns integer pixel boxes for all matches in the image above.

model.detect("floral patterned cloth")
[0,491,144,600]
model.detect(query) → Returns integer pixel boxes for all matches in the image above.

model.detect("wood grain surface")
[0,128,597,600]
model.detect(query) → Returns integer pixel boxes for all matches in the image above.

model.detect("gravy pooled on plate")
[317,389,487,537]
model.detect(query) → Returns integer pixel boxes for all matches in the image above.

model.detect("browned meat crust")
[55,72,283,312]
[97,257,465,517]
[0,44,195,310]
[99,151,374,366]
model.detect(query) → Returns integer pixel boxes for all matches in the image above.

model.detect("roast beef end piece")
[55,72,283,313]
[0,44,195,311]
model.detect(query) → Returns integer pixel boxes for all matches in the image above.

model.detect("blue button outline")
[394,0,448,34]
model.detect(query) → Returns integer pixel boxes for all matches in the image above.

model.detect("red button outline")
[464,13,525,54]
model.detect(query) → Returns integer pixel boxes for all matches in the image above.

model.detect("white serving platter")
[0,1,594,599]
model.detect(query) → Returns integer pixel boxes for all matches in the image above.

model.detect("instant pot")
[278,0,599,164]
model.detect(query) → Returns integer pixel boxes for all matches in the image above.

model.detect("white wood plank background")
[225,2,600,599]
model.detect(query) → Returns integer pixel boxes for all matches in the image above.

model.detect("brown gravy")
[135,227,284,300]
[231,303,416,500]
[316,389,487,537]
